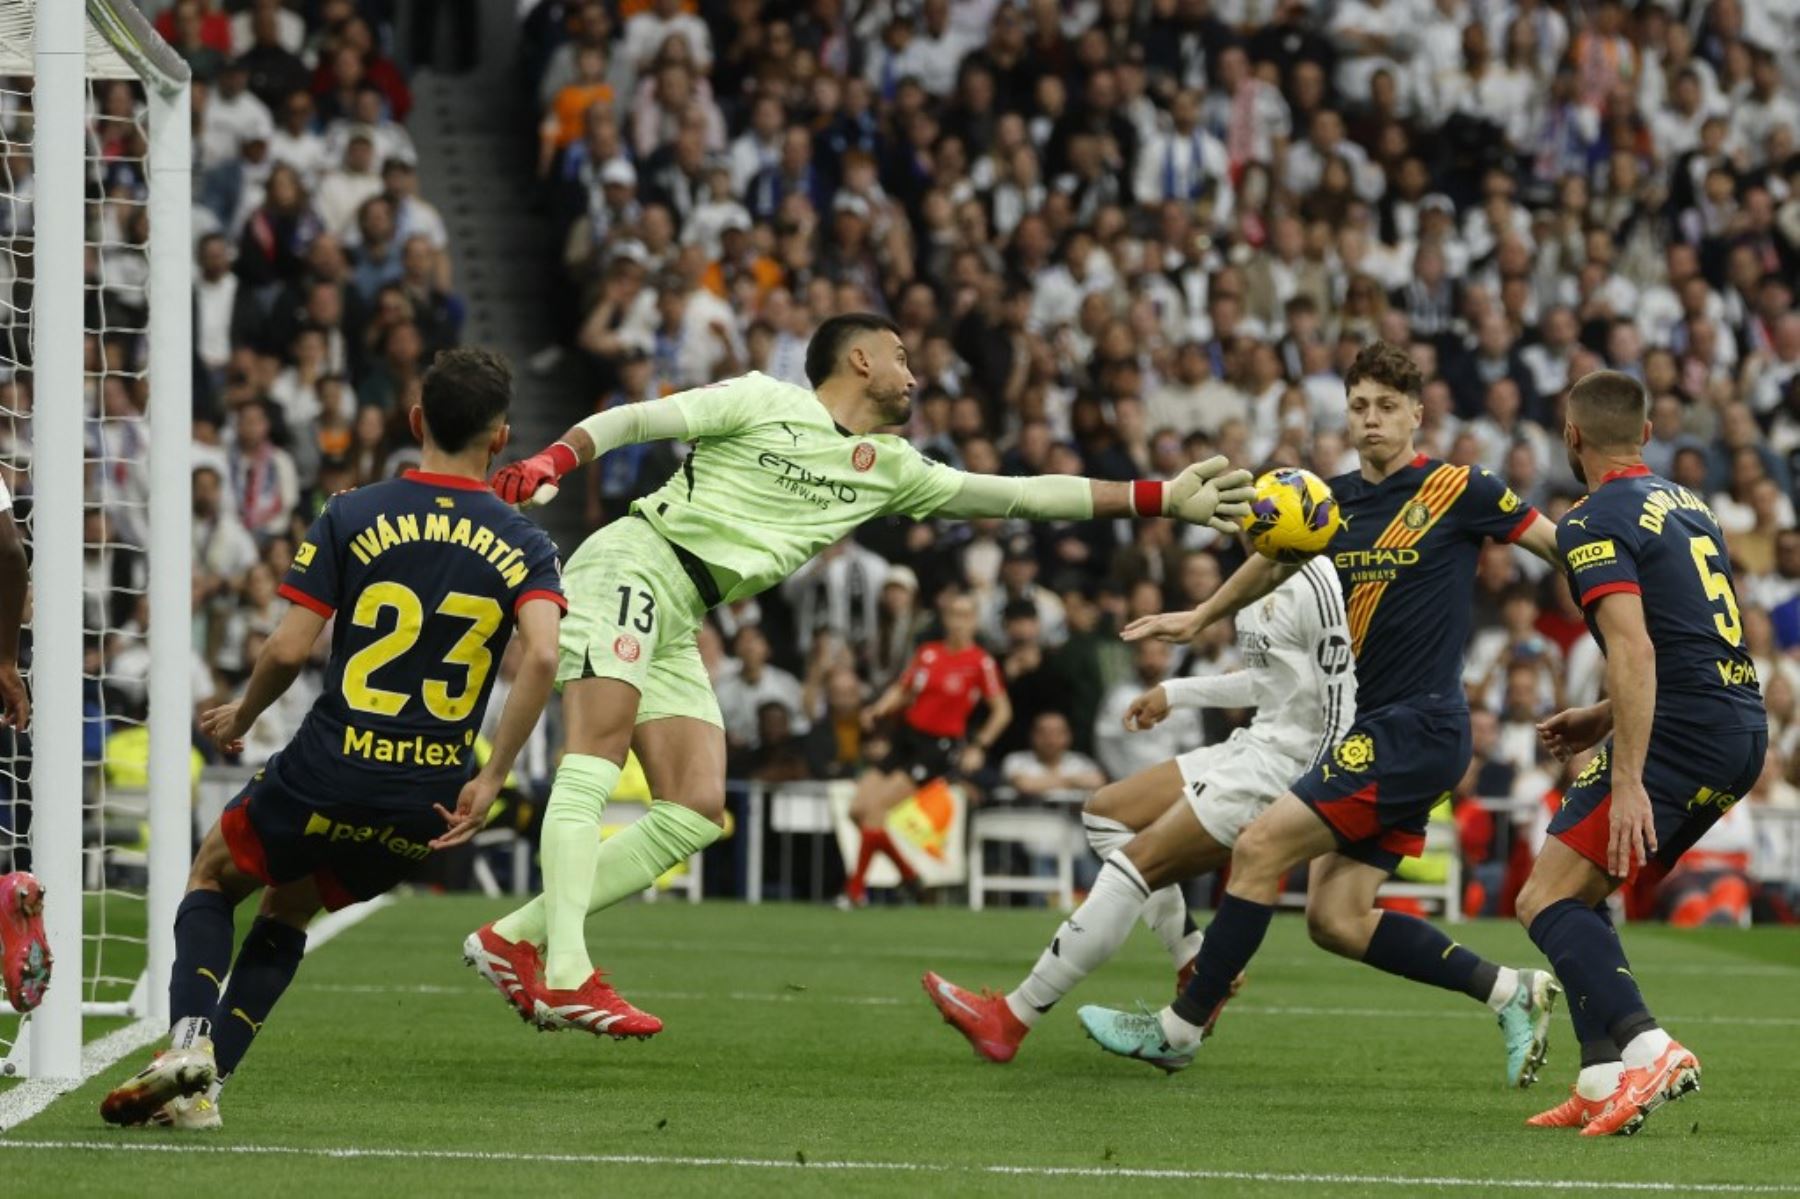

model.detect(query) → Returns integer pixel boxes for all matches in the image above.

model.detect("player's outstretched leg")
[1083,792,1333,1072]
[1305,853,1559,1088]
[0,870,51,1013]
[1518,842,1697,1138]
[1082,766,1209,987]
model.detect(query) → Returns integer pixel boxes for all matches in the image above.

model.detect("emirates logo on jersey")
[614,634,642,663]
[852,443,877,472]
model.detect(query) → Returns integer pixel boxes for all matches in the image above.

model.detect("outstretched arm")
[930,457,1255,532]
[491,401,693,508]
[1122,553,1298,644]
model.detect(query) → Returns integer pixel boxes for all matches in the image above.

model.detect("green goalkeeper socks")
[584,800,723,912]
[514,753,620,991]
[492,799,722,961]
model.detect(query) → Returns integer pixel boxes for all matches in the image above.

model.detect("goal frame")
[6,0,191,1081]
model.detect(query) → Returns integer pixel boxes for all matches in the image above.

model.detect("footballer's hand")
[490,441,579,509]
[1607,775,1656,877]
[0,661,28,731]
[1165,455,1256,534]
[1123,685,1170,732]
[1122,610,1203,645]
[199,701,248,755]
[1536,703,1610,761]
[432,774,499,850]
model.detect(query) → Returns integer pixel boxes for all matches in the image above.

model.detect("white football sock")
[1006,852,1154,1027]
[1484,966,1521,1012]
[1577,1061,1623,1100]
[1159,1004,1205,1052]
[1621,1027,1673,1070]
[1083,813,1194,966]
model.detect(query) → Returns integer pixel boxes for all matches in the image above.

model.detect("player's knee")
[682,785,728,828]
[1515,877,1554,929]
[1082,784,1123,823]
[1305,906,1363,957]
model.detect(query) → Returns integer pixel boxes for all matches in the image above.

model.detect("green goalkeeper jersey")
[631,372,963,605]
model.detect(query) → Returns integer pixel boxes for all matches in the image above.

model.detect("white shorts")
[1174,736,1304,848]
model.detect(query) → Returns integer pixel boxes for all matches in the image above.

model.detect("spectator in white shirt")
[715,625,809,750]
[1094,640,1202,783]
[1282,109,1382,202]
[192,464,260,606]
[1329,0,1414,107]
[623,0,713,72]
[194,233,239,387]
[227,399,299,541]
[267,89,329,190]
[313,129,385,237]
[782,537,891,660]
[325,84,417,170]
[1134,88,1231,208]
[200,61,274,168]
[910,0,971,98]
[230,0,306,58]
[729,94,788,195]
[1001,711,1107,796]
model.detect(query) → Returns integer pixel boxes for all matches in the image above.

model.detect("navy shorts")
[875,724,960,785]
[1290,698,1473,873]
[1547,727,1766,880]
[220,769,442,911]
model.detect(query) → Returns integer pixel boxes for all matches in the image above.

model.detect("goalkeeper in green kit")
[461,314,1256,1037]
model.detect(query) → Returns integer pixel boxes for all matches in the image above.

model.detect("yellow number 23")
[341,582,503,720]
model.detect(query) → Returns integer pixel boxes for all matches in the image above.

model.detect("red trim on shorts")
[401,469,489,492]
[515,588,568,613]
[1598,464,1652,485]
[1580,581,1642,608]
[278,583,334,619]
[220,801,275,887]
[1504,509,1540,543]
[1376,826,1427,859]
[1312,781,1383,843]
[312,869,358,913]
[1554,791,1617,875]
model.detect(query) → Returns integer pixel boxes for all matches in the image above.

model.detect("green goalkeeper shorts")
[556,514,723,729]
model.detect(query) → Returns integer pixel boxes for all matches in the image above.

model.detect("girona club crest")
[614,634,642,663]
[852,443,877,472]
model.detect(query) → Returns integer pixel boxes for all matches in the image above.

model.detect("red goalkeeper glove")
[489,441,579,508]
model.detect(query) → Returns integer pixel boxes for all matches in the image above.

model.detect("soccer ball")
[1240,468,1342,562]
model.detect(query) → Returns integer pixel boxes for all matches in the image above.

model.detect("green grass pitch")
[3,897,1799,1196]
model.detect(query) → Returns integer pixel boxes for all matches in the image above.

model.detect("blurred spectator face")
[1471,708,1499,757]
[734,625,770,673]
[198,234,231,280]
[757,702,792,748]
[1671,447,1708,491]
[1133,639,1171,685]
[359,196,395,246]
[1650,395,1683,441]
[1030,711,1072,761]
[1486,379,1521,425]
[245,562,278,607]
[237,402,271,451]
[1776,530,1800,579]
[1181,553,1221,603]
[1003,607,1041,649]
[193,467,224,519]
[345,135,375,175]
[826,668,862,718]
[1127,579,1163,620]
[1448,430,1481,467]
[1503,662,1539,719]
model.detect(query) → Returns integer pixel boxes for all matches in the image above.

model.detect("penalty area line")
[0,1140,1794,1193]
[0,895,394,1136]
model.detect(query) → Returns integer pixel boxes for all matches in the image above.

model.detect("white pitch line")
[0,1139,1794,1193]
[0,894,395,1135]
[302,982,1800,1027]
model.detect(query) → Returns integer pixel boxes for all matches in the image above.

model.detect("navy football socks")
[211,917,308,1079]
[1171,893,1273,1029]
[1528,898,1652,1041]
[1360,911,1498,1002]
[169,890,235,1033]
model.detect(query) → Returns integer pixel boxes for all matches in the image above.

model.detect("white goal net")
[0,0,189,1082]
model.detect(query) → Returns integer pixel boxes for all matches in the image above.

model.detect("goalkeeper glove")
[1165,455,1256,534]
[489,441,580,508]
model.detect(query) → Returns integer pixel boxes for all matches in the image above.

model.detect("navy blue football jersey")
[272,470,566,812]
[1327,455,1540,711]
[1557,464,1765,735]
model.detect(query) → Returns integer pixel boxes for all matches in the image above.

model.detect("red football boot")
[921,971,1029,1063]
[534,969,664,1038]
[1581,1041,1701,1138]
[462,923,543,1023]
[1526,1085,1611,1129]
[0,871,51,1013]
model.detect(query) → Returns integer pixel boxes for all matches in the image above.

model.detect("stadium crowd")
[4,0,1799,922]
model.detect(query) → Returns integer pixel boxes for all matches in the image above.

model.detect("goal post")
[0,0,190,1081]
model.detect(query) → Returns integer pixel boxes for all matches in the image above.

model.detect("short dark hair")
[1343,339,1423,400]
[804,312,901,388]
[420,347,512,453]
[1567,369,1647,449]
